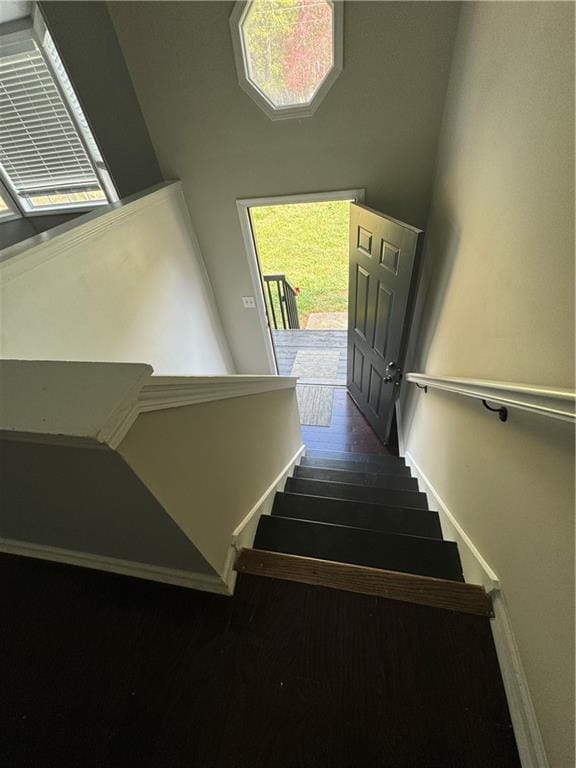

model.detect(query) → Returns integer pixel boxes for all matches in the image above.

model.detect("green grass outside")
[250,200,350,327]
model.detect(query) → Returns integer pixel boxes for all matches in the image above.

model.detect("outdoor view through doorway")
[250,199,350,428]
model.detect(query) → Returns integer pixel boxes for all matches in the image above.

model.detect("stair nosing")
[301,460,412,477]
[236,549,492,616]
[288,476,425,497]
[279,489,430,514]
[266,512,456,547]
[273,504,443,539]
[294,466,418,486]
[305,450,405,463]
[277,490,439,514]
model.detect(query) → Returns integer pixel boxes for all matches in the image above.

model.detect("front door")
[347,203,423,444]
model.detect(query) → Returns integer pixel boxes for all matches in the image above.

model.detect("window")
[230,0,343,120]
[0,8,117,217]
[0,180,19,220]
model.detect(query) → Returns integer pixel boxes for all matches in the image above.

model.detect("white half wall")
[0,183,234,376]
[0,361,302,595]
[118,388,304,579]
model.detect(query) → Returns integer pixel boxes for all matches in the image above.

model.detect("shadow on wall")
[0,213,81,252]
[400,188,462,440]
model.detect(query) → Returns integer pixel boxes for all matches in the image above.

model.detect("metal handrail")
[262,273,300,330]
[406,373,576,423]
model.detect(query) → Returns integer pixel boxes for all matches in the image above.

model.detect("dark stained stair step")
[285,477,428,510]
[294,465,419,491]
[306,449,406,466]
[254,515,464,582]
[301,457,412,477]
[273,491,442,539]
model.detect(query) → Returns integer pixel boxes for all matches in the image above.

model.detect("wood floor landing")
[0,554,519,767]
[273,332,397,454]
[302,387,393,455]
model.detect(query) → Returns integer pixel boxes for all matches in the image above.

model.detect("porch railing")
[262,273,300,330]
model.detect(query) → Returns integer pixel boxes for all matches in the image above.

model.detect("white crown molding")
[0,360,299,450]
[0,181,182,283]
[139,375,298,410]
[405,373,575,423]
[104,374,299,449]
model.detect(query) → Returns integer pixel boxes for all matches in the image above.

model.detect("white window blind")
[0,21,113,213]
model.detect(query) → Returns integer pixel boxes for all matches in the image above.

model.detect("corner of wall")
[221,443,306,592]
[176,189,237,374]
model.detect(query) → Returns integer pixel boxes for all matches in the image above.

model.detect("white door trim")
[236,188,366,375]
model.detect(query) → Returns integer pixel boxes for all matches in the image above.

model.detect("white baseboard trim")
[405,451,499,591]
[396,399,407,457]
[0,538,231,595]
[491,593,550,768]
[222,443,306,592]
[404,450,548,768]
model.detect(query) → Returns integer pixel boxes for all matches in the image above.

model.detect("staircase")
[237,448,493,617]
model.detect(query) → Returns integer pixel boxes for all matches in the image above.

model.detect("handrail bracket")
[481,399,508,422]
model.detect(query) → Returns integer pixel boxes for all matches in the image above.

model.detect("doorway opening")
[251,198,350,381]
[238,189,363,377]
[246,193,360,430]
[239,190,417,452]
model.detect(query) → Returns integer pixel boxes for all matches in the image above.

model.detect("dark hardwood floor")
[301,387,398,456]
[1,554,519,767]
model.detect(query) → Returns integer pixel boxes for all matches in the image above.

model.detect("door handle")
[384,361,402,385]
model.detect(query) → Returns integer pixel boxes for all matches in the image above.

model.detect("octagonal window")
[230,0,343,120]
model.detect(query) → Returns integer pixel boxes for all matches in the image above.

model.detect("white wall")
[401,3,574,765]
[0,183,234,375]
[109,1,461,373]
[0,359,302,592]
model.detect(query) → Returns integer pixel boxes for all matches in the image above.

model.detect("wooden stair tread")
[235,549,493,617]
[306,448,406,466]
[305,449,406,466]
[285,476,428,509]
[294,464,419,490]
[254,515,464,581]
[273,491,443,539]
[301,457,412,477]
